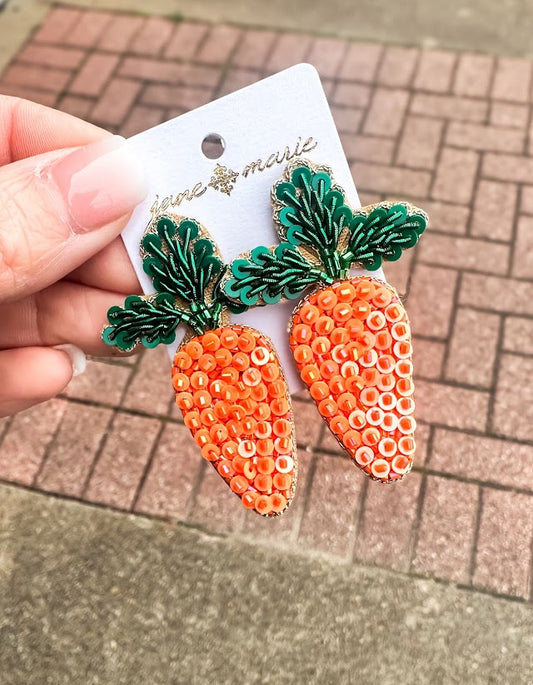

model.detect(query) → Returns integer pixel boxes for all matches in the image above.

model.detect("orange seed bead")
[210,423,229,444]
[242,491,259,509]
[255,474,273,492]
[238,331,256,353]
[299,303,320,325]
[172,372,190,392]
[310,381,330,401]
[243,368,262,387]
[315,316,334,336]
[214,348,232,367]
[311,336,331,356]
[220,328,239,349]
[331,327,349,346]
[292,324,313,344]
[193,390,211,408]
[317,289,337,310]
[217,460,235,479]
[243,461,257,480]
[257,456,275,473]
[190,371,209,390]
[318,397,338,418]
[343,430,362,451]
[232,351,250,372]
[333,302,352,323]
[338,392,357,413]
[255,494,273,515]
[250,383,268,402]
[222,441,239,460]
[354,280,375,300]
[230,475,249,494]
[273,473,292,490]
[257,440,275,458]
[373,287,393,308]
[201,444,220,461]
[254,403,271,421]
[271,493,288,513]
[301,364,321,385]
[337,283,356,302]
[330,415,350,435]
[200,408,217,427]
[176,392,194,411]
[255,421,272,439]
[293,345,314,365]
[184,411,202,431]
[320,360,339,380]
[174,351,193,370]
[262,363,280,382]
[273,418,291,438]
[201,332,220,352]
[194,429,211,447]
[270,398,289,416]
[214,401,230,420]
[184,340,203,360]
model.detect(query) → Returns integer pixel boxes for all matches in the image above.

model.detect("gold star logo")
[208,163,239,196]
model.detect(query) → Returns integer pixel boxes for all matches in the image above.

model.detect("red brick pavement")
[1,6,533,602]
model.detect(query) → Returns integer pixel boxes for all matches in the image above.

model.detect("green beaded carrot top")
[222,159,428,308]
[102,216,245,352]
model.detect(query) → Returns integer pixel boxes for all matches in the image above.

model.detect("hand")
[0,96,147,416]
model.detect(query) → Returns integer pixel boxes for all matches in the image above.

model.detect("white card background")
[123,63,384,391]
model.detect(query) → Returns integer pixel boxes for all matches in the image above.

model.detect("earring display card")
[122,63,384,391]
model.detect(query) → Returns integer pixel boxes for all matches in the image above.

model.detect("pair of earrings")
[103,159,428,517]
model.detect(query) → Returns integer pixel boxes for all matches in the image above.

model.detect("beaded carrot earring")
[102,214,297,516]
[223,159,428,483]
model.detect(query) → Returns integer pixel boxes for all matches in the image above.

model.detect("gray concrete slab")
[0,0,48,73]
[1,483,532,685]
[46,0,533,57]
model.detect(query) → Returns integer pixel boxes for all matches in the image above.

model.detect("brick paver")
[1,6,533,603]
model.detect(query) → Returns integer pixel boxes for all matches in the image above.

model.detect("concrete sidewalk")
[1,483,532,684]
[1,3,533,683]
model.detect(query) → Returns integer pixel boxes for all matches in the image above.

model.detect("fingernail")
[50,136,147,232]
[54,344,87,377]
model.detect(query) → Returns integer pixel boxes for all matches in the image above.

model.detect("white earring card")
[122,63,383,391]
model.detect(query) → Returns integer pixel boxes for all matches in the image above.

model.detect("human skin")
[0,96,146,416]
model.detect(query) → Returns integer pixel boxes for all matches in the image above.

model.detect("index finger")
[0,95,107,165]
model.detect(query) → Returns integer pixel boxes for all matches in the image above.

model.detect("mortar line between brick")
[56,390,533,451]
[0,416,14,448]
[529,516,533,602]
[210,27,245,99]
[420,467,533,497]
[484,55,498,118]
[80,351,143,498]
[293,449,319,543]
[190,21,211,60]
[1,472,531,604]
[407,471,428,573]
[32,396,73,487]
[130,414,167,511]
[468,485,484,585]
[184,457,208,522]
[439,271,463,381]
[390,78,414,167]
[506,182,523,278]
[446,51,461,100]
[259,29,281,79]
[485,313,505,435]
[351,476,369,562]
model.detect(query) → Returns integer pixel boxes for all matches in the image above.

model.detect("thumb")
[0,135,147,303]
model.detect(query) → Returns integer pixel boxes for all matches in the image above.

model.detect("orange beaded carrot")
[103,215,296,516]
[223,159,427,483]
